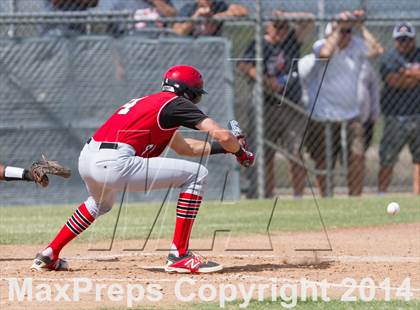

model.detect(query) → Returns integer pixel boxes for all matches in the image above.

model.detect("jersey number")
[117,99,138,115]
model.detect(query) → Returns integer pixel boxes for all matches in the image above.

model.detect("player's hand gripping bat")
[228,120,255,168]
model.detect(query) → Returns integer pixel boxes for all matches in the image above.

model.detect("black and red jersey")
[93,91,208,157]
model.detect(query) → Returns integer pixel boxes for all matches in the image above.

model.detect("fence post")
[254,0,265,199]
[340,121,348,184]
[325,121,334,197]
[317,0,325,39]
[8,0,17,37]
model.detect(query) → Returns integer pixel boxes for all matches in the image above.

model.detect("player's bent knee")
[197,165,208,183]
[84,197,100,219]
[193,165,208,190]
[96,203,113,217]
[182,164,208,196]
[84,196,113,218]
[185,162,208,183]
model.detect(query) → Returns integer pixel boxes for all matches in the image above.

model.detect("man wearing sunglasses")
[378,22,420,195]
[305,10,383,197]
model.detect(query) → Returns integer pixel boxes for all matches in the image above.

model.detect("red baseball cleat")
[165,251,223,274]
[30,253,69,272]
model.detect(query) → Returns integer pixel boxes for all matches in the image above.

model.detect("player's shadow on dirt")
[222,261,333,273]
[143,261,333,274]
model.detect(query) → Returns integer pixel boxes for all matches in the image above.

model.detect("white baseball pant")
[78,138,208,218]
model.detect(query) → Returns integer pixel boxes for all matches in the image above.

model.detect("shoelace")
[188,251,208,264]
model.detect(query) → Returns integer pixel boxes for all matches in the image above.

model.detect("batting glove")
[235,147,255,168]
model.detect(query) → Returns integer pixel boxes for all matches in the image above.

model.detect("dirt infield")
[1,223,419,309]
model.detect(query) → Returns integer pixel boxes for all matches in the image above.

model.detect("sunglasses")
[340,28,353,34]
[396,36,413,43]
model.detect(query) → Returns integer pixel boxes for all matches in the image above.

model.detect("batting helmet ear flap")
[162,78,206,101]
[162,78,188,94]
[162,65,207,99]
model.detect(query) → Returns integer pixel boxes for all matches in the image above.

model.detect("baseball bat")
[227,119,244,138]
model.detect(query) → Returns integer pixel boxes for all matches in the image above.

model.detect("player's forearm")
[212,131,241,153]
[182,138,211,157]
[0,164,32,182]
[175,138,234,157]
[196,118,240,153]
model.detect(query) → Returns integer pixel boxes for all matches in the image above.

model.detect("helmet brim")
[192,87,207,95]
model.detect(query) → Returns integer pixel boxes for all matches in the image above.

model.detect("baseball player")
[0,158,71,187]
[31,65,254,274]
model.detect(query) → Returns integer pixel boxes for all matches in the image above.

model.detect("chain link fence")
[0,0,419,204]
[0,36,239,205]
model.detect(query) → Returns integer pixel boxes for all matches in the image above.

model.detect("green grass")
[99,299,420,310]
[190,299,420,310]
[0,195,419,245]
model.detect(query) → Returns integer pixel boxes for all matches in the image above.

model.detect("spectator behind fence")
[358,58,381,151]
[304,10,383,197]
[238,10,315,198]
[98,0,176,36]
[42,0,98,36]
[94,0,176,81]
[378,22,420,195]
[173,0,248,37]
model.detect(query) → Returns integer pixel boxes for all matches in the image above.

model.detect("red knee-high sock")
[171,193,202,257]
[47,202,95,258]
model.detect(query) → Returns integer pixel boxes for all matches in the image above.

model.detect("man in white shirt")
[303,10,383,196]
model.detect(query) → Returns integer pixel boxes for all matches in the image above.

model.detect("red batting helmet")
[162,65,207,103]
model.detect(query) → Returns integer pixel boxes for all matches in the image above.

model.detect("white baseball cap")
[393,22,416,39]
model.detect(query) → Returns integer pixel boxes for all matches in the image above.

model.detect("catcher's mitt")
[28,155,72,187]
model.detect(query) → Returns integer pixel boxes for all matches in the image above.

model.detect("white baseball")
[387,202,400,215]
